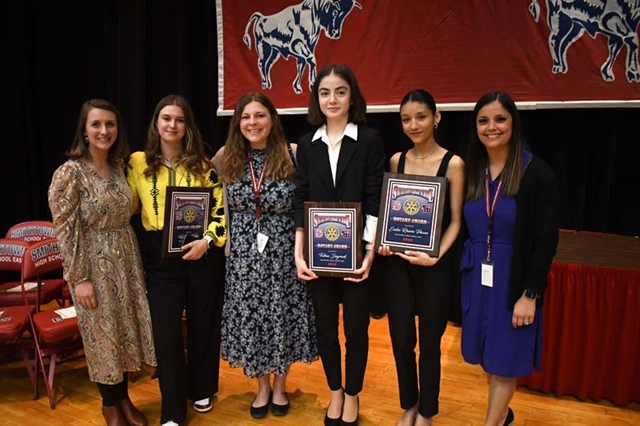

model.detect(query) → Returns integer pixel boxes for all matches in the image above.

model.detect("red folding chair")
[0,222,65,308]
[21,239,83,409]
[0,240,38,399]
[5,220,57,242]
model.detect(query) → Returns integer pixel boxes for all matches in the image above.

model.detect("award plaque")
[375,172,447,257]
[162,186,212,258]
[304,202,363,278]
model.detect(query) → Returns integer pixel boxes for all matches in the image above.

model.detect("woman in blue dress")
[460,92,560,426]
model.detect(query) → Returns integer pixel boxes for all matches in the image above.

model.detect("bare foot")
[395,404,418,426]
[415,413,432,426]
[252,376,271,408]
[252,387,270,408]
[327,388,344,419]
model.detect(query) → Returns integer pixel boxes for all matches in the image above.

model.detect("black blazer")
[508,155,560,308]
[293,124,387,231]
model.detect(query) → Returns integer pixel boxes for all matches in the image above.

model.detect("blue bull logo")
[529,0,640,82]
[243,0,362,94]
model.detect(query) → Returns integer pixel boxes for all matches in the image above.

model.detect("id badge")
[256,232,269,253]
[481,260,494,288]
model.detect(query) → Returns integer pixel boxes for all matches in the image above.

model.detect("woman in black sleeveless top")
[377,90,465,426]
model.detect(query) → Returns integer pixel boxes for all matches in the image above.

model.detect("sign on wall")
[216,0,640,115]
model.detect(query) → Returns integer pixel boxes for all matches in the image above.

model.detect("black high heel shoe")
[324,389,344,426]
[503,407,514,426]
[341,395,359,426]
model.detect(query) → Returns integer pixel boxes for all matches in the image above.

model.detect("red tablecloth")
[518,261,640,405]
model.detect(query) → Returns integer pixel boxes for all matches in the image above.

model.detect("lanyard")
[484,168,503,262]
[248,155,266,220]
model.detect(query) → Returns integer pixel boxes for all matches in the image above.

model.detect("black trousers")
[141,231,225,424]
[367,255,388,316]
[385,255,449,418]
[308,277,370,396]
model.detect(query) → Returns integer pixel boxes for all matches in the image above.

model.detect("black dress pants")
[308,277,370,396]
[385,255,449,418]
[142,231,224,424]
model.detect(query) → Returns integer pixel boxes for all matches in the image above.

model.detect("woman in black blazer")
[293,63,386,426]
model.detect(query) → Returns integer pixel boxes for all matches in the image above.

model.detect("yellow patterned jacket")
[127,151,226,247]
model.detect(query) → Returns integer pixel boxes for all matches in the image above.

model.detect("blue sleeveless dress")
[460,152,542,377]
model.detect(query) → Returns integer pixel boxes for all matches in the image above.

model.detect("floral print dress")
[221,148,318,377]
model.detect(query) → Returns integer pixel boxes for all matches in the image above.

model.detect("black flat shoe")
[503,407,514,426]
[250,395,269,419]
[341,395,359,426]
[271,392,289,416]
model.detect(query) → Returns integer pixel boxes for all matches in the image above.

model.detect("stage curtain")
[518,262,640,405]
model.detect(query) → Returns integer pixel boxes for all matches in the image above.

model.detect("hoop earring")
[84,135,89,143]
[434,124,439,130]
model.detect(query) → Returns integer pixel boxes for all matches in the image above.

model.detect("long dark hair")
[220,92,294,183]
[67,99,129,166]
[143,94,212,181]
[465,91,527,200]
[307,63,367,126]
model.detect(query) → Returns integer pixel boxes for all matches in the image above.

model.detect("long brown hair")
[67,99,129,166]
[143,94,212,181]
[220,92,294,183]
[465,91,527,200]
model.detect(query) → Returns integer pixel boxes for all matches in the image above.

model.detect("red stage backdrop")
[216,0,640,115]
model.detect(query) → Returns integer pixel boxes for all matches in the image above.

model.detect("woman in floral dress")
[214,92,318,419]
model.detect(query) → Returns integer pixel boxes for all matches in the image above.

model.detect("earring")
[434,124,439,129]
[84,135,89,143]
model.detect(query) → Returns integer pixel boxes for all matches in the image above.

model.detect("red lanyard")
[484,168,503,262]
[248,155,266,219]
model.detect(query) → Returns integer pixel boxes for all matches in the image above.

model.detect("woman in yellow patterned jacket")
[127,94,226,426]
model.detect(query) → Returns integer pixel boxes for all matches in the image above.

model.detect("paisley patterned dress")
[48,159,156,384]
[221,148,318,377]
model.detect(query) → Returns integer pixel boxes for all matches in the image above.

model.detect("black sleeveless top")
[398,150,453,240]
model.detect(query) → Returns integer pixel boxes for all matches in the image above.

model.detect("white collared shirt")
[312,122,358,186]
[312,122,377,243]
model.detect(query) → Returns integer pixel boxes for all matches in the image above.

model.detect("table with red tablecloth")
[518,231,640,405]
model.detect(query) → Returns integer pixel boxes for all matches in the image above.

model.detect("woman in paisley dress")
[48,99,156,426]
[214,92,317,419]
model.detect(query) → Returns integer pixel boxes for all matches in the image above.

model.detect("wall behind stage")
[2,0,639,238]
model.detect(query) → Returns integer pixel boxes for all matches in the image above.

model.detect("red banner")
[216,0,640,114]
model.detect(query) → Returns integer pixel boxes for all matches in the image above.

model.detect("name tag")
[481,260,494,288]
[257,232,269,253]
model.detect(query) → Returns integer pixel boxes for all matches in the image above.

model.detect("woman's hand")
[345,248,375,283]
[377,245,393,256]
[395,250,439,267]
[512,295,536,328]
[182,238,209,261]
[294,228,317,281]
[295,255,318,281]
[75,281,98,309]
